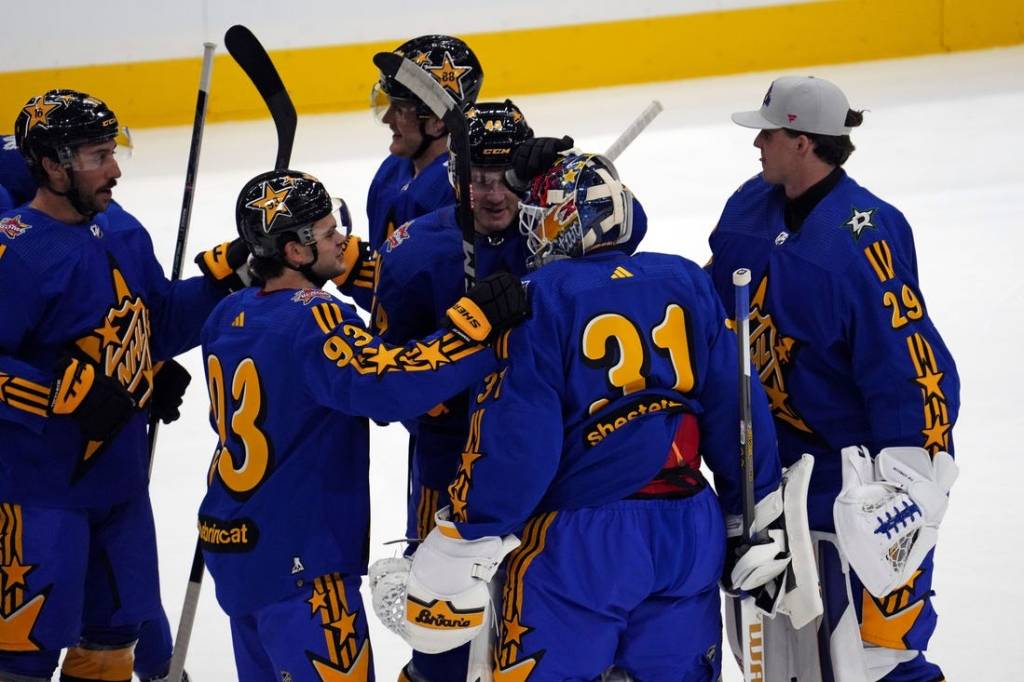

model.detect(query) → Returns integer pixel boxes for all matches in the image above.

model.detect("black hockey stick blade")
[225,25,297,169]
[373,52,476,289]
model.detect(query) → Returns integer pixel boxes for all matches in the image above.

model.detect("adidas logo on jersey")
[610,266,633,279]
[231,312,245,327]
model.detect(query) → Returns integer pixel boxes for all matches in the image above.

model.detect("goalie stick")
[168,27,296,682]
[604,100,663,162]
[146,42,215,474]
[372,51,476,292]
[734,267,767,682]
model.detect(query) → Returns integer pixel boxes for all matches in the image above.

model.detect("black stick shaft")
[147,42,215,474]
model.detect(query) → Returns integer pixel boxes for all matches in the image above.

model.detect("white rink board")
[9,0,808,71]
[104,45,1024,680]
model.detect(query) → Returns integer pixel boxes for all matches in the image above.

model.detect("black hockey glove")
[150,359,192,424]
[446,271,529,344]
[196,238,254,293]
[505,135,575,191]
[49,356,137,442]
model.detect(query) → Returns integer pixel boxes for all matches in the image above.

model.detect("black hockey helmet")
[236,169,336,259]
[371,35,484,119]
[15,89,120,170]
[466,100,534,167]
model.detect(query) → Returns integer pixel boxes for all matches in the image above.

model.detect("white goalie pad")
[369,506,520,654]
[778,454,823,628]
[833,446,957,598]
[724,454,822,626]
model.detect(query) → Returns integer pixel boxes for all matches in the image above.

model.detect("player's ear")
[41,155,68,187]
[424,115,447,138]
[282,238,307,267]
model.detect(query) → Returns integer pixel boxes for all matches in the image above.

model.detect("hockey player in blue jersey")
[0,129,194,682]
[365,34,483,252]
[197,169,528,681]
[369,152,806,680]
[0,90,252,682]
[367,99,537,682]
[709,76,960,681]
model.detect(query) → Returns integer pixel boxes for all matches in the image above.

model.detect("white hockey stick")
[604,100,663,162]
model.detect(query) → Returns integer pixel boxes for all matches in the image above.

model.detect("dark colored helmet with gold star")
[371,35,484,120]
[16,89,119,167]
[466,100,534,167]
[15,89,119,171]
[236,169,335,259]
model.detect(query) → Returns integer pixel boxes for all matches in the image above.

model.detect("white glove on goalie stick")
[369,506,520,654]
[834,445,958,598]
[725,454,822,627]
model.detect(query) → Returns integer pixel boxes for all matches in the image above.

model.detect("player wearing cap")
[707,76,960,681]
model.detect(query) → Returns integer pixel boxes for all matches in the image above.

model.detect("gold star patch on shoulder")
[842,207,877,242]
[21,97,61,131]
[427,51,473,98]
[245,181,293,232]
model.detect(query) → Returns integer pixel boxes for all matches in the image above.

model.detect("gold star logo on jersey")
[245,181,292,232]
[747,275,814,435]
[427,51,473,98]
[21,96,61,131]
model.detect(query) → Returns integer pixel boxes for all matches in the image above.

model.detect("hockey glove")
[505,135,575,191]
[330,235,371,290]
[724,487,790,609]
[196,238,253,293]
[834,445,958,597]
[50,356,137,442]
[369,506,519,654]
[150,359,192,425]
[446,271,528,344]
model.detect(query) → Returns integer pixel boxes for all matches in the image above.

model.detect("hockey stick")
[168,28,296,682]
[372,51,476,291]
[225,24,297,171]
[146,42,216,476]
[734,267,766,682]
[604,100,663,162]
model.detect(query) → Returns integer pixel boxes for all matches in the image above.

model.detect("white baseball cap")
[732,76,852,136]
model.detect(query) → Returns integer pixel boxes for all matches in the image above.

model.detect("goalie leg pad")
[370,506,520,655]
[778,454,823,629]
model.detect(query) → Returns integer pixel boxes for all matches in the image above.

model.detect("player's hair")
[784,109,864,166]
[249,254,286,281]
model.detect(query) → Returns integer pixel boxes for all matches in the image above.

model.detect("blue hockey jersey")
[365,153,454,251]
[373,200,652,493]
[0,203,223,508]
[0,134,35,208]
[198,286,498,616]
[707,172,960,531]
[448,249,781,540]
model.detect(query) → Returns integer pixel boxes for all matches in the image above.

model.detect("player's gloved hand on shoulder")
[49,356,137,441]
[723,487,791,612]
[330,235,371,290]
[505,135,574,191]
[196,238,254,293]
[446,271,529,344]
[150,359,192,425]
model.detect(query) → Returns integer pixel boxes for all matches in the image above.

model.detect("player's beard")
[80,179,116,215]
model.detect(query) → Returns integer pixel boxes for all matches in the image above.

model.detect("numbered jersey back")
[518,249,733,510]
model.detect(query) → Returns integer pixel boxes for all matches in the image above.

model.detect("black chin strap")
[411,119,445,161]
[283,243,327,288]
[50,169,97,221]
